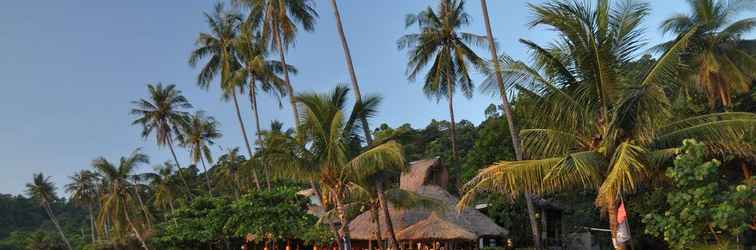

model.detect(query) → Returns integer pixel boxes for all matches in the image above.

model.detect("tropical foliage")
[3,0,755,250]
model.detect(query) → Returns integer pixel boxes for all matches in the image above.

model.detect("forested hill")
[0,194,88,249]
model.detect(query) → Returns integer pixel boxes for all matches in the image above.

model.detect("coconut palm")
[149,162,178,215]
[66,170,101,244]
[214,147,246,198]
[267,86,404,250]
[398,0,487,161]
[130,83,192,192]
[180,111,222,195]
[328,0,373,144]
[658,0,756,108]
[236,0,318,127]
[26,173,73,250]
[232,27,296,189]
[477,0,543,247]
[93,150,151,250]
[189,3,262,190]
[462,1,756,249]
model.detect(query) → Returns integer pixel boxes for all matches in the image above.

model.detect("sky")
[0,0,719,195]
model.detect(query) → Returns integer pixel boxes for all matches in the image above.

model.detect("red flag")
[617,202,627,224]
[614,201,631,246]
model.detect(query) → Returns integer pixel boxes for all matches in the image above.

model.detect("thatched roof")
[349,159,507,240]
[397,212,477,241]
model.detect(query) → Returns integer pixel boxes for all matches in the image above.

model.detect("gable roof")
[349,159,507,240]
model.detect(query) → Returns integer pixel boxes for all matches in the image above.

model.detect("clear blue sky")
[0,0,713,195]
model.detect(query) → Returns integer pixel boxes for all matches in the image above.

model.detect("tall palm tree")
[328,0,373,144]
[658,0,755,108]
[461,1,756,249]
[180,111,222,195]
[66,170,101,244]
[26,173,73,250]
[477,0,542,247]
[189,3,262,190]
[232,27,296,189]
[130,83,192,192]
[93,150,151,250]
[236,0,318,127]
[398,0,486,161]
[268,86,404,250]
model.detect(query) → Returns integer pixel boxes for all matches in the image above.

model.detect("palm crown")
[461,0,756,245]
[657,0,755,108]
[131,83,192,146]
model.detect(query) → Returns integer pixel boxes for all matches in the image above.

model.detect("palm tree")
[26,173,73,250]
[328,0,373,144]
[189,3,262,190]
[214,147,246,198]
[477,0,542,247]
[149,162,178,215]
[180,111,222,195]
[66,170,101,244]
[461,1,756,249]
[398,0,486,161]
[130,83,192,192]
[93,150,151,250]
[268,86,404,250]
[658,0,755,108]
[236,0,318,127]
[232,27,296,189]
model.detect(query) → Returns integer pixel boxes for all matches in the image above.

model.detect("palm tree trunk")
[44,203,73,250]
[310,180,344,250]
[123,202,150,250]
[167,136,193,195]
[376,182,399,250]
[478,1,542,248]
[132,184,153,229]
[607,200,625,250]
[232,90,262,190]
[89,205,96,243]
[271,24,300,128]
[334,188,353,250]
[369,203,384,250]
[248,76,272,191]
[445,78,458,161]
[329,0,373,144]
[199,156,215,195]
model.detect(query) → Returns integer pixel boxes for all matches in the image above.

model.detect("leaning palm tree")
[66,170,101,244]
[398,0,487,160]
[268,86,404,250]
[462,1,756,249]
[236,0,318,127]
[477,0,542,247]
[93,150,151,250]
[328,0,373,144]
[130,83,192,192]
[189,3,262,190]
[26,173,73,250]
[180,111,222,195]
[658,0,755,108]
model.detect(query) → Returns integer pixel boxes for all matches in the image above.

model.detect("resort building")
[348,159,508,250]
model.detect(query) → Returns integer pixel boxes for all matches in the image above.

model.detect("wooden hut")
[348,159,507,250]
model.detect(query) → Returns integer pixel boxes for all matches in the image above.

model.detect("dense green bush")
[643,139,754,249]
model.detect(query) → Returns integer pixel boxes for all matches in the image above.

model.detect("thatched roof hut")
[348,159,507,242]
[397,212,477,241]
